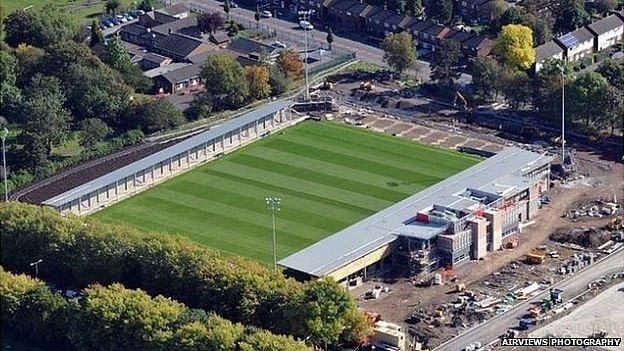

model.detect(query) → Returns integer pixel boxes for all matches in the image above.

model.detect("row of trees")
[471,57,624,134]
[0,202,370,348]
[190,51,303,118]
[0,267,311,351]
[1,7,184,196]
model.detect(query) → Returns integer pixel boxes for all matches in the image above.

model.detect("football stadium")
[39,101,552,282]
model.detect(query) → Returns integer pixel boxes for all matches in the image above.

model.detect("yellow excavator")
[452,91,472,113]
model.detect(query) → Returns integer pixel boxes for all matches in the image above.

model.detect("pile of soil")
[550,227,611,248]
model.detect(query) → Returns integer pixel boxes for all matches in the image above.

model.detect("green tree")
[530,17,553,45]
[105,0,121,14]
[132,99,185,133]
[430,39,462,88]
[381,32,417,75]
[299,279,369,348]
[489,0,507,21]
[470,57,503,101]
[268,65,291,96]
[104,36,132,70]
[81,118,112,147]
[0,51,22,119]
[198,12,225,34]
[245,65,272,100]
[500,69,532,108]
[597,84,624,135]
[19,132,50,174]
[19,74,70,149]
[90,20,105,47]
[0,267,69,345]
[498,6,526,27]
[189,92,214,120]
[67,283,187,350]
[495,24,535,71]
[239,330,310,351]
[200,54,250,109]
[137,0,155,11]
[406,0,423,15]
[224,0,231,19]
[596,59,624,90]
[2,6,75,48]
[533,59,567,120]
[595,0,616,13]
[388,0,406,12]
[326,27,334,50]
[568,72,608,128]
[426,0,452,24]
[554,0,589,32]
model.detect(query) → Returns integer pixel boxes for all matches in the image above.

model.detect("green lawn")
[1,0,134,24]
[94,122,479,264]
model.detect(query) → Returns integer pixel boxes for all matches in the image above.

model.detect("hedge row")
[0,267,311,351]
[0,203,370,347]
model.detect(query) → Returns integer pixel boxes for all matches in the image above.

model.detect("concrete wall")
[470,217,487,260]
[596,26,624,51]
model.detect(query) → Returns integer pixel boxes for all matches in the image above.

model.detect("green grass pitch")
[94,121,479,264]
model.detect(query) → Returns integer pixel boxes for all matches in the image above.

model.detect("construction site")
[296,67,624,351]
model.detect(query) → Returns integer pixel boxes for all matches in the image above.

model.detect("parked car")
[271,40,287,48]
[299,20,313,30]
[136,9,145,15]
[260,10,272,18]
[102,20,114,28]
[230,2,239,7]
[110,17,121,25]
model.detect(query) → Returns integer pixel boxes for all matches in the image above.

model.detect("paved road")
[183,0,439,81]
[435,249,624,351]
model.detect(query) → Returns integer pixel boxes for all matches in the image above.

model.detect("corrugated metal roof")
[278,147,553,277]
[43,99,292,207]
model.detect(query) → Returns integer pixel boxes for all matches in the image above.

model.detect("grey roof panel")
[587,15,624,35]
[43,99,292,207]
[535,41,564,61]
[278,147,553,277]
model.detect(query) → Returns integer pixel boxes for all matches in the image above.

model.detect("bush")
[0,203,370,347]
[0,267,312,351]
[0,267,69,345]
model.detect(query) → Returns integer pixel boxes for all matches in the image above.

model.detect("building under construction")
[279,147,553,284]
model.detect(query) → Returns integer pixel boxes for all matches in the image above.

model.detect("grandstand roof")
[278,147,553,277]
[43,99,292,208]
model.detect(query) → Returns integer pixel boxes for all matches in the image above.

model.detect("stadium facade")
[278,147,553,283]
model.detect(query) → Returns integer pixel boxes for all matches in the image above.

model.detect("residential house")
[210,32,231,48]
[228,37,279,62]
[409,20,436,43]
[138,4,189,28]
[326,0,361,29]
[151,17,201,41]
[555,27,594,62]
[456,0,493,25]
[120,23,156,47]
[140,52,173,70]
[152,63,203,94]
[156,4,189,19]
[398,16,417,32]
[460,35,494,57]
[420,22,451,51]
[533,41,564,73]
[152,33,213,62]
[586,14,624,52]
[366,8,395,36]
[383,12,408,33]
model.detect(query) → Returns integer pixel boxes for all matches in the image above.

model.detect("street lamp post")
[30,259,43,277]
[1,127,8,202]
[560,66,566,169]
[266,197,282,271]
[298,10,314,101]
